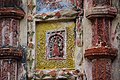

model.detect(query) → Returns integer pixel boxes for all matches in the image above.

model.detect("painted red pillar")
[0,0,25,80]
[85,0,117,80]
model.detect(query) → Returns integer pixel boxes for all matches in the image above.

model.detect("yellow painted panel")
[36,21,75,69]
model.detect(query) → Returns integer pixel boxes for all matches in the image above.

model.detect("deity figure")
[47,31,65,59]
[53,38,60,57]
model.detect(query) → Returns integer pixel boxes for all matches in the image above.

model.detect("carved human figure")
[58,39,64,57]
[53,38,60,57]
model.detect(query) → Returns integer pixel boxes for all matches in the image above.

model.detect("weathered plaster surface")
[81,1,93,80]
[111,1,120,80]
[20,0,27,46]
[112,15,120,80]
[82,17,92,80]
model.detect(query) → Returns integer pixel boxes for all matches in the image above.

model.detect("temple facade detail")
[85,0,118,80]
[0,0,120,80]
[0,0,25,80]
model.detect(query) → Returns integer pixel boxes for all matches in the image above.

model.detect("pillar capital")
[86,6,117,19]
[0,47,22,60]
[85,47,117,60]
[0,0,25,19]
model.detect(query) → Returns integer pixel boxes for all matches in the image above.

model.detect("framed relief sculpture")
[36,21,75,69]
[46,29,66,60]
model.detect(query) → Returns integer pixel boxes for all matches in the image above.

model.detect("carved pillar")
[85,0,117,80]
[0,0,25,80]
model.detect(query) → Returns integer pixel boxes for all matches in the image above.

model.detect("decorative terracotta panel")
[46,29,66,60]
[92,18,111,46]
[36,21,75,69]
[0,19,20,47]
[0,59,17,80]
[92,59,112,80]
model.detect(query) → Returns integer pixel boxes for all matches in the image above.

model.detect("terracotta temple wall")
[0,0,25,80]
[83,0,120,80]
[0,0,119,80]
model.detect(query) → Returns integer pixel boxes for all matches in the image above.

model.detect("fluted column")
[0,0,25,80]
[85,0,117,80]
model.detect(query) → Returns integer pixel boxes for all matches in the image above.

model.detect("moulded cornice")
[86,6,117,19]
[0,8,25,19]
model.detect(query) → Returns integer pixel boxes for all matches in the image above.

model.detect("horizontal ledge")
[86,6,117,19]
[0,7,25,19]
[84,47,117,60]
[0,48,23,59]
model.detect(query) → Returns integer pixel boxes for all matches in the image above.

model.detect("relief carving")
[92,18,111,47]
[0,19,20,47]
[85,0,117,80]
[0,59,17,80]
[92,59,111,80]
[46,29,66,59]
[93,0,111,6]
